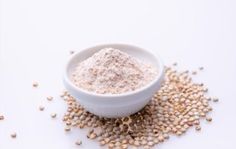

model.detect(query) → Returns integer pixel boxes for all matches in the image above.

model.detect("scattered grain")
[47,96,53,101]
[206,117,212,122]
[32,82,38,87]
[11,133,17,138]
[213,98,219,102]
[0,115,4,120]
[173,62,178,66]
[61,66,216,148]
[199,67,204,70]
[195,126,201,131]
[65,126,71,132]
[70,51,75,55]
[75,140,82,145]
[39,106,45,111]
[192,71,197,75]
[51,113,57,118]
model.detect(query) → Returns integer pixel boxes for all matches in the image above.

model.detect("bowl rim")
[63,43,164,98]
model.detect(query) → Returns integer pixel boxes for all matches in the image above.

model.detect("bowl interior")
[67,44,162,81]
[65,43,164,98]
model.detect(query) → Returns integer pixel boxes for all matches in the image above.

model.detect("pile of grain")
[62,66,216,149]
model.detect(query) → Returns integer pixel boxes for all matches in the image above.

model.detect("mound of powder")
[71,48,158,94]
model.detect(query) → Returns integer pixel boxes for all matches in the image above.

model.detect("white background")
[0,0,236,149]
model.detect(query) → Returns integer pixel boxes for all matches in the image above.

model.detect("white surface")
[63,44,164,118]
[0,0,236,149]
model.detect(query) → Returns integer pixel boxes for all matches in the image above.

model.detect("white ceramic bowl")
[63,44,164,118]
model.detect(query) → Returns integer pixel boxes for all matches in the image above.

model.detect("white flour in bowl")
[71,48,158,94]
